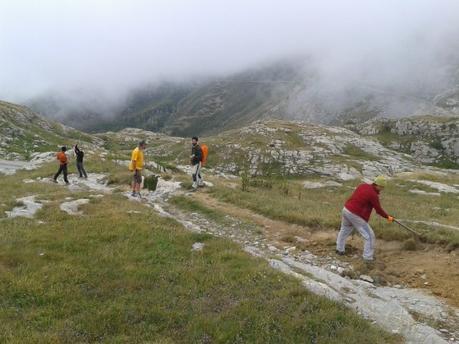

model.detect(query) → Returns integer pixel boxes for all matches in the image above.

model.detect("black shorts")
[133,170,142,184]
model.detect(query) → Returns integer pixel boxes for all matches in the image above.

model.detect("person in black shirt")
[74,144,88,178]
[190,136,203,189]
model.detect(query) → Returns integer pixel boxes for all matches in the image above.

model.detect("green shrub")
[429,139,444,151]
[249,177,273,189]
[434,159,459,169]
[144,175,159,191]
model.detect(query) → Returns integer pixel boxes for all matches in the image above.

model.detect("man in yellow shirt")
[129,140,146,197]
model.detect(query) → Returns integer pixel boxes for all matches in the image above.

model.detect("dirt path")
[130,182,459,343]
[193,191,459,308]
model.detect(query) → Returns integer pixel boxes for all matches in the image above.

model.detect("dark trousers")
[54,164,69,183]
[77,161,88,178]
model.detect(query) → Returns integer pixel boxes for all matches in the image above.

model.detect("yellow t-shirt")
[129,147,144,171]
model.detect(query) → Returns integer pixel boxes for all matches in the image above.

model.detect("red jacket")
[345,183,388,222]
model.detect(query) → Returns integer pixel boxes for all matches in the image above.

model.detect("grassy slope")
[90,122,458,249]
[209,175,459,249]
[0,161,398,343]
[86,62,302,137]
[0,101,94,159]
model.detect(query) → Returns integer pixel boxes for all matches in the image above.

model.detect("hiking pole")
[394,219,422,237]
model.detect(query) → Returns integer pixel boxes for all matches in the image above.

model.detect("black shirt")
[75,147,84,163]
[191,144,202,165]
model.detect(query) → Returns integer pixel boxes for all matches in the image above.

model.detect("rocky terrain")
[0,100,96,160]
[2,101,459,343]
[351,116,459,168]
[145,182,459,344]
[104,120,418,180]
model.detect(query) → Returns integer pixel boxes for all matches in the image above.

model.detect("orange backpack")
[201,144,209,166]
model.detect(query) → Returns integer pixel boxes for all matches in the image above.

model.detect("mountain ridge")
[26,59,459,136]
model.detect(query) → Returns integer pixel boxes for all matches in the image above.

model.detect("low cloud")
[1,0,458,115]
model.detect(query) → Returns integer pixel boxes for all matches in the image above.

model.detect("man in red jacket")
[336,176,394,261]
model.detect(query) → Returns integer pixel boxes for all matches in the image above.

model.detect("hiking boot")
[335,250,345,256]
[133,192,143,198]
[192,182,198,189]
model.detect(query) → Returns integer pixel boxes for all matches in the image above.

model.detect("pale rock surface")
[5,196,42,218]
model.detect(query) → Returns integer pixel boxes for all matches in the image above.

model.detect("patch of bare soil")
[311,235,459,307]
[195,190,459,307]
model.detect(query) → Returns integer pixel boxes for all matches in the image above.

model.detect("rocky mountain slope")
[101,119,419,182]
[350,116,459,168]
[28,59,459,137]
[0,100,96,160]
[3,99,456,179]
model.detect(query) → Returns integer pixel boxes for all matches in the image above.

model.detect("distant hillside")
[0,100,96,160]
[27,59,459,137]
[28,61,306,136]
[0,98,421,180]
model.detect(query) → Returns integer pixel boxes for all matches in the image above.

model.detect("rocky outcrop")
[207,120,417,180]
[433,87,459,116]
[351,116,459,166]
[0,100,98,160]
[102,120,419,181]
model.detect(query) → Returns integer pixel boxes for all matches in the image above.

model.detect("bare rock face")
[5,196,43,218]
[105,119,418,180]
[60,199,90,215]
[351,116,459,166]
[206,120,417,180]
[433,87,459,116]
[409,141,440,164]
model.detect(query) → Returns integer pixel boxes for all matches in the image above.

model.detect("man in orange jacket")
[53,146,69,184]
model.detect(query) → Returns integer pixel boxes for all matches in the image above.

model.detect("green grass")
[210,178,344,230]
[342,144,378,161]
[0,169,399,343]
[210,175,459,248]
[433,159,459,170]
[1,100,94,159]
[373,131,413,154]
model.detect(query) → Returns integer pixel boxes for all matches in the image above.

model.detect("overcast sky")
[1,0,459,103]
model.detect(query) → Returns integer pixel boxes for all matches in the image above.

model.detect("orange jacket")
[57,151,68,165]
